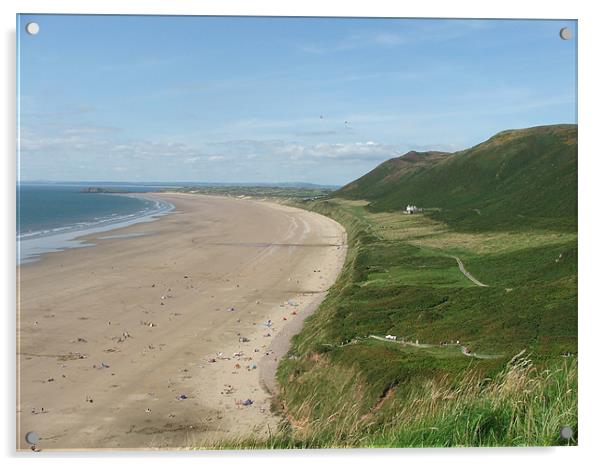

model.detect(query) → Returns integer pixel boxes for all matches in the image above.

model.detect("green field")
[259,196,577,447]
[165,184,334,200]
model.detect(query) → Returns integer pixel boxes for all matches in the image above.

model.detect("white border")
[0,0,584,18]
[2,1,600,465]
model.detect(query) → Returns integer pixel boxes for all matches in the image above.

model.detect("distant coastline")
[81,187,131,194]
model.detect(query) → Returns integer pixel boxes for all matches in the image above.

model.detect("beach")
[17,193,347,450]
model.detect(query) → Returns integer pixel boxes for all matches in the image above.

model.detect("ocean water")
[17,183,175,264]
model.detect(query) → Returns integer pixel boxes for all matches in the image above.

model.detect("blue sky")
[17,15,577,185]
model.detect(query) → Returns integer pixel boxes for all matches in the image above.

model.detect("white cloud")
[19,114,461,184]
[297,20,493,55]
[207,139,399,162]
[63,125,121,136]
[19,119,402,180]
[298,30,409,54]
[372,32,406,46]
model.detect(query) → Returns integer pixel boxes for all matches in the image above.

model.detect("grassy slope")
[214,125,577,448]
[338,124,577,232]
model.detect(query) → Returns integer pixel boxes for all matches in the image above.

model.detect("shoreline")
[17,192,347,450]
[18,193,175,266]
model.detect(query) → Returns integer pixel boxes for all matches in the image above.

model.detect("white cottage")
[405,204,422,214]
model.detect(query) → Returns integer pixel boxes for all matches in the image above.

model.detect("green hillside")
[222,124,577,449]
[337,150,450,199]
[337,124,577,232]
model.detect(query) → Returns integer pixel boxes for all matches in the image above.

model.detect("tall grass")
[371,352,577,447]
[212,352,577,449]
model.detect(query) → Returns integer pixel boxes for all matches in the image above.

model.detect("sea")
[17,183,179,264]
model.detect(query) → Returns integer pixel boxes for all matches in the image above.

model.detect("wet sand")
[17,193,347,450]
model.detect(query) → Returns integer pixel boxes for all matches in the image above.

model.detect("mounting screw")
[25,22,40,35]
[559,27,572,40]
[25,431,40,445]
[560,426,574,440]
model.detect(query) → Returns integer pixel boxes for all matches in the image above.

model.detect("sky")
[17,15,577,186]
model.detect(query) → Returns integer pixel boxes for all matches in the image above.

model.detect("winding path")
[452,256,488,287]
[369,335,502,360]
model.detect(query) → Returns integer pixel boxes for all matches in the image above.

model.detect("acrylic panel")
[16,14,577,451]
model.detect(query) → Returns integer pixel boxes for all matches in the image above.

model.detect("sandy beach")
[17,193,347,450]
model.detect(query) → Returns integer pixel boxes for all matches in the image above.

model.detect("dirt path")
[369,335,502,360]
[369,335,433,348]
[452,256,488,287]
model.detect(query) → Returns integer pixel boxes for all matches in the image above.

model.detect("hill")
[337,124,577,231]
[223,124,577,448]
